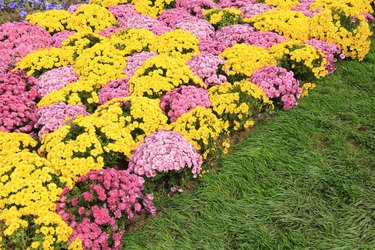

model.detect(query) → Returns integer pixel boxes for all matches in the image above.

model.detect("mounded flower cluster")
[160,85,212,122]
[187,53,228,86]
[56,168,156,250]
[250,66,302,110]
[0,70,39,133]
[0,0,373,248]
[98,78,131,105]
[37,66,78,97]
[128,130,203,178]
[35,102,89,138]
[0,22,52,68]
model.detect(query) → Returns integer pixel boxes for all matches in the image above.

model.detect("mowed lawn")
[124,42,375,249]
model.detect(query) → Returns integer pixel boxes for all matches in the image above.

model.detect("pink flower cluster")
[98,78,131,105]
[239,3,275,18]
[52,30,75,47]
[120,14,172,35]
[0,22,52,68]
[123,52,158,79]
[0,95,37,133]
[57,168,156,250]
[219,0,256,8]
[160,85,211,122]
[187,53,227,86]
[292,0,321,17]
[35,102,88,138]
[250,66,302,110]
[214,24,285,50]
[176,0,218,17]
[128,130,203,178]
[0,70,39,100]
[67,4,82,14]
[304,39,344,75]
[98,26,122,37]
[0,70,39,133]
[37,66,78,97]
[109,4,139,26]
[158,8,194,27]
[199,38,227,55]
[174,17,215,40]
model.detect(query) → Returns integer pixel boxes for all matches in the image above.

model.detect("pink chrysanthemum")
[250,66,302,110]
[160,85,211,122]
[128,130,203,178]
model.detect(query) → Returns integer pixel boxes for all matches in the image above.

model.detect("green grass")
[124,43,375,249]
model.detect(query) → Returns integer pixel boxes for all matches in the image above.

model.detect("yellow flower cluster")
[90,0,130,8]
[37,80,99,111]
[209,81,273,131]
[107,28,157,56]
[61,32,106,61]
[132,0,176,18]
[310,8,372,60]
[93,96,168,154]
[66,4,117,33]
[310,0,374,16]
[263,0,300,9]
[244,9,311,41]
[129,54,205,98]
[25,10,71,33]
[40,121,105,188]
[300,82,317,98]
[15,47,73,77]
[74,41,126,83]
[0,152,73,249]
[219,44,277,79]
[203,8,243,29]
[150,29,199,61]
[0,132,37,161]
[270,41,328,80]
[167,106,229,159]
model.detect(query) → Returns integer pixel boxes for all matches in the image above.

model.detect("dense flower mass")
[35,102,89,138]
[56,168,156,250]
[98,78,131,105]
[38,66,78,97]
[250,66,302,110]
[0,22,52,68]
[128,130,203,178]
[0,0,373,248]
[160,85,212,122]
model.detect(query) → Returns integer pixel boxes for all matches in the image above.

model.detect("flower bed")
[0,0,374,249]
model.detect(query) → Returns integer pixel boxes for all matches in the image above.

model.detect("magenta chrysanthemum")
[0,22,52,67]
[176,0,218,17]
[304,39,344,75]
[250,66,302,110]
[160,85,211,122]
[51,30,75,48]
[0,70,39,101]
[98,78,131,105]
[109,4,139,26]
[0,94,37,133]
[128,130,203,178]
[157,7,193,27]
[123,52,158,79]
[56,168,156,250]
